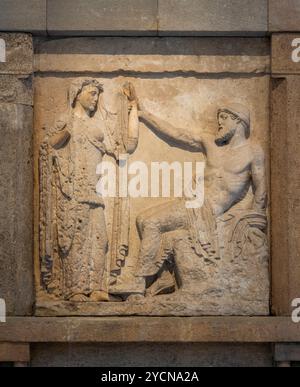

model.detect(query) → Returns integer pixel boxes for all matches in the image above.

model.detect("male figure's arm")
[139,110,207,151]
[251,144,267,210]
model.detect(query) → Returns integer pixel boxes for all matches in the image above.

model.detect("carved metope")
[36,74,269,317]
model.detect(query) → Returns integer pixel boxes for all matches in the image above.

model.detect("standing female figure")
[40,79,139,302]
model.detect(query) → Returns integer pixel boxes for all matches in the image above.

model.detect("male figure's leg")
[136,199,189,276]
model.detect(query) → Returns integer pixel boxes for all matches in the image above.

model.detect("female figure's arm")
[122,82,140,154]
[127,100,139,154]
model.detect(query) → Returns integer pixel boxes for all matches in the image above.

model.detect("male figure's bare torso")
[139,109,267,215]
[200,133,265,216]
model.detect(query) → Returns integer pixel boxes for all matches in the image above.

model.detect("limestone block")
[0,103,33,315]
[269,0,300,32]
[34,37,270,74]
[0,317,299,343]
[0,75,32,105]
[47,0,158,36]
[30,343,272,367]
[274,344,300,362]
[158,0,268,36]
[271,76,300,315]
[272,33,300,75]
[0,0,46,34]
[0,34,33,75]
[0,343,30,362]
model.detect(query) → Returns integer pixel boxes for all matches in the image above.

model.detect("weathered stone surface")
[30,343,272,367]
[0,34,33,75]
[271,76,300,316]
[269,0,300,32]
[0,317,299,343]
[34,36,270,317]
[0,343,30,362]
[47,0,158,36]
[0,0,46,34]
[36,295,269,317]
[35,71,270,316]
[158,0,268,36]
[0,75,33,105]
[274,344,300,362]
[0,0,278,37]
[272,34,300,75]
[38,79,135,303]
[34,37,270,74]
[0,104,33,316]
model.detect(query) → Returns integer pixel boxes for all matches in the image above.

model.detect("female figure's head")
[69,79,104,117]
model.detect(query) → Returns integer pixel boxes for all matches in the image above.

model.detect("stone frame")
[32,36,271,317]
[271,33,300,316]
[1,0,300,366]
[1,33,298,319]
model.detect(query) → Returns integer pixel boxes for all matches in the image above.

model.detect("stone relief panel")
[34,39,270,316]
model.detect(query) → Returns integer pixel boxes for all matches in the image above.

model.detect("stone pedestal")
[0,34,33,316]
[271,34,300,316]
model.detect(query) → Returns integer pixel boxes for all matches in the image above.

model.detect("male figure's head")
[216,103,250,146]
